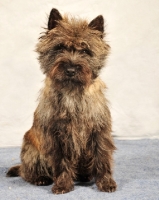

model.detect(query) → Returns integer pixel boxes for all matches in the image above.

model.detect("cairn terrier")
[7,8,117,194]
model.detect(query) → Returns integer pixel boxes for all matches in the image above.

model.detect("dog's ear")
[48,8,62,30]
[88,15,104,33]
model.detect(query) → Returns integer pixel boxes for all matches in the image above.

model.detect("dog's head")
[36,8,110,91]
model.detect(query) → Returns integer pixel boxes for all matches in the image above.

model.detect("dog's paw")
[96,177,117,192]
[52,185,73,194]
[34,176,53,186]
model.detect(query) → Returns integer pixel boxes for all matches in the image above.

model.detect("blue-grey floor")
[0,139,159,200]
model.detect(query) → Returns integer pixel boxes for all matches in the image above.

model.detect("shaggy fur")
[7,8,117,194]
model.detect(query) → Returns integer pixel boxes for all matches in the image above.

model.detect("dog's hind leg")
[7,129,53,186]
[20,130,53,186]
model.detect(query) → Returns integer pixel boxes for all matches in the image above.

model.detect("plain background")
[0,0,159,146]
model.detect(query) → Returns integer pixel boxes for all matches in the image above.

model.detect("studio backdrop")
[0,0,159,146]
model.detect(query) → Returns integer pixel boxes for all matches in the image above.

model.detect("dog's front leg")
[52,168,74,194]
[92,129,117,192]
[51,132,75,194]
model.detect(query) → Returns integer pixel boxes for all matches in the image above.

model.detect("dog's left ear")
[48,8,63,30]
[88,15,104,33]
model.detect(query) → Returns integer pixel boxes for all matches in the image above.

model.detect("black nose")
[65,67,76,77]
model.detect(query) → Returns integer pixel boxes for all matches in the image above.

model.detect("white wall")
[0,0,159,146]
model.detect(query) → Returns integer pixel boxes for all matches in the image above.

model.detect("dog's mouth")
[63,77,84,85]
[54,74,86,90]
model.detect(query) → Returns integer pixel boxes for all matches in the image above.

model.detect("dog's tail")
[6,165,20,177]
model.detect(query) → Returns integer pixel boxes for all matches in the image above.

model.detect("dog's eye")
[81,49,86,54]
[75,65,81,70]
[80,49,93,57]
[54,44,66,52]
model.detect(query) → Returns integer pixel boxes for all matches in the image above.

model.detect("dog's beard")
[52,75,88,94]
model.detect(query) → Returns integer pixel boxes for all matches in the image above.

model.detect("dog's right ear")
[48,8,62,30]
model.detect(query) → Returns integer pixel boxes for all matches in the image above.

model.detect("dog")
[7,8,117,194]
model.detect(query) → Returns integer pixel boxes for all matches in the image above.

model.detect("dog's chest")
[62,94,93,121]
[61,93,105,130]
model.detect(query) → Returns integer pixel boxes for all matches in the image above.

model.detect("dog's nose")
[65,67,76,77]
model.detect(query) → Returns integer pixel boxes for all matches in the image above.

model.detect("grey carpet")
[0,139,159,200]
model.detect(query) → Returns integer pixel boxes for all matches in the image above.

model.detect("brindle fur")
[7,8,117,194]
